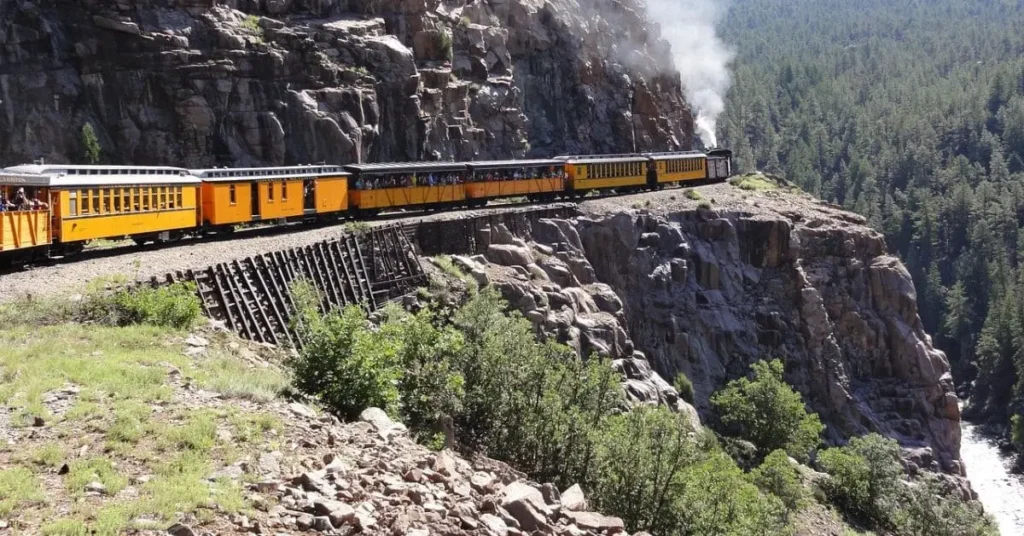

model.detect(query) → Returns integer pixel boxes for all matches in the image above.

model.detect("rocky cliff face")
[0,0,692,167]
[452,184,962,476]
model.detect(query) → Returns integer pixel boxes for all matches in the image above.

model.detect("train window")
[175,187,182,208]
[229,184,237,204]
[151,188,158,210]
[281,182,287,201]
[102,189,111,213]
[160,187,167,209]
[92,189,100,214]
[69,191,78,216]
[113,189,121,212]
[268,182,274,202]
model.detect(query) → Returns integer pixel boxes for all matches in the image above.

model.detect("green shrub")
[894,476,998,536]
[698,200,712,209]
[589,407,789,536]
[450,290,622,486]
[817,433,903,527]
[750,449,806,514]
[81,123,101,165]
[112,283,202,329]
[437,31,453,61]
[711,359,823,462]
[241,14,261,33]
[392,306,466,438]
[684,188,702,201]
[77,281,201,329]
[289,288,794,536]
[292,303,402,420]
[590,407,706,532]
[676,451,789,536]
[673,371,695,403]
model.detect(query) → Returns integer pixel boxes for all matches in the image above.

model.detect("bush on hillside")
[289,288,794,535]
[711,359,824,462]
[673,371,695,404]
[292,303,403,419]
[750,449,806,514]
[589,406,707,532]
[590,407,790,536]
[78,281,202,330]
[894,476,997,536]
[816,433,903,528]
[392,306,466,439]
[112,283,202,329]
[450,289,622,486]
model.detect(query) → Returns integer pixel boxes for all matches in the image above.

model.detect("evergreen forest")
[719,0,1024,442]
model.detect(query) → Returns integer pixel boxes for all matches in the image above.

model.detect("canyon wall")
[0,0,692,166]
[427,185,962,476]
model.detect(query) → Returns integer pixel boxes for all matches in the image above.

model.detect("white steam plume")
[646,0,733,148]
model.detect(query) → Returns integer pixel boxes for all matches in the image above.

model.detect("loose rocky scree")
[0,322,628,536]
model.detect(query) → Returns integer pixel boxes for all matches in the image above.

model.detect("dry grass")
[0,301,288,533]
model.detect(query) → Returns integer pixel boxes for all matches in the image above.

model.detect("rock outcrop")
[445,221,702,429]
[0,0,692,166]
[452,184,963,476]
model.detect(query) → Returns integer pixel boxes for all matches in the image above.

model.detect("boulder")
[485,244,534,267]
[560,484,587,511]
[562,511,625,533]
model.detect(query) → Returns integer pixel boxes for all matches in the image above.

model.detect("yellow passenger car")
[4,164,199,247]
[191,165,349,228]
[646,152,707,185]
[561,155,651,195]
[0,171,53,260]
[344,163,467,212]
[465,160,566,204]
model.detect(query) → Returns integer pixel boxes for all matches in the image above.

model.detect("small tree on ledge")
[82,123,101,165]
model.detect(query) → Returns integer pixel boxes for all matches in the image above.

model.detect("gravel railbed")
[0,201,568,303]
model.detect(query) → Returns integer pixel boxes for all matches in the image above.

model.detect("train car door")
[250,182,261,219]
[303,180,315,213]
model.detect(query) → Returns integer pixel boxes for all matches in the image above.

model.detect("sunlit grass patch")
[23,443,65,468]
[230,411,283,443]
[193,355,289,402]
[105,400,154,454]
[156,410,218,454]
[40,519,89,536]
[729,173,780,191]
[0,324,190,429]
[0,467,43,516]
[66,457,128,496]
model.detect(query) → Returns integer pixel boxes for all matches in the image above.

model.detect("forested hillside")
[718,0,1024,437]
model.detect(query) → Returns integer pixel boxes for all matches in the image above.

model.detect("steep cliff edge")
[454,182,962,476]
[0,0,691,166]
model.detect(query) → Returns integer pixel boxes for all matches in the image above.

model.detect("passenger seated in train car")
[10,187,45,210]
[0,191,11,211]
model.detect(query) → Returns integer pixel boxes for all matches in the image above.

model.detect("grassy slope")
[0,312,291,534]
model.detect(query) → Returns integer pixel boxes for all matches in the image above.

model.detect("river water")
[960,420,1024,534]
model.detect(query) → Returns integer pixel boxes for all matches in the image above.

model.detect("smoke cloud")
[646,0,733,147]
